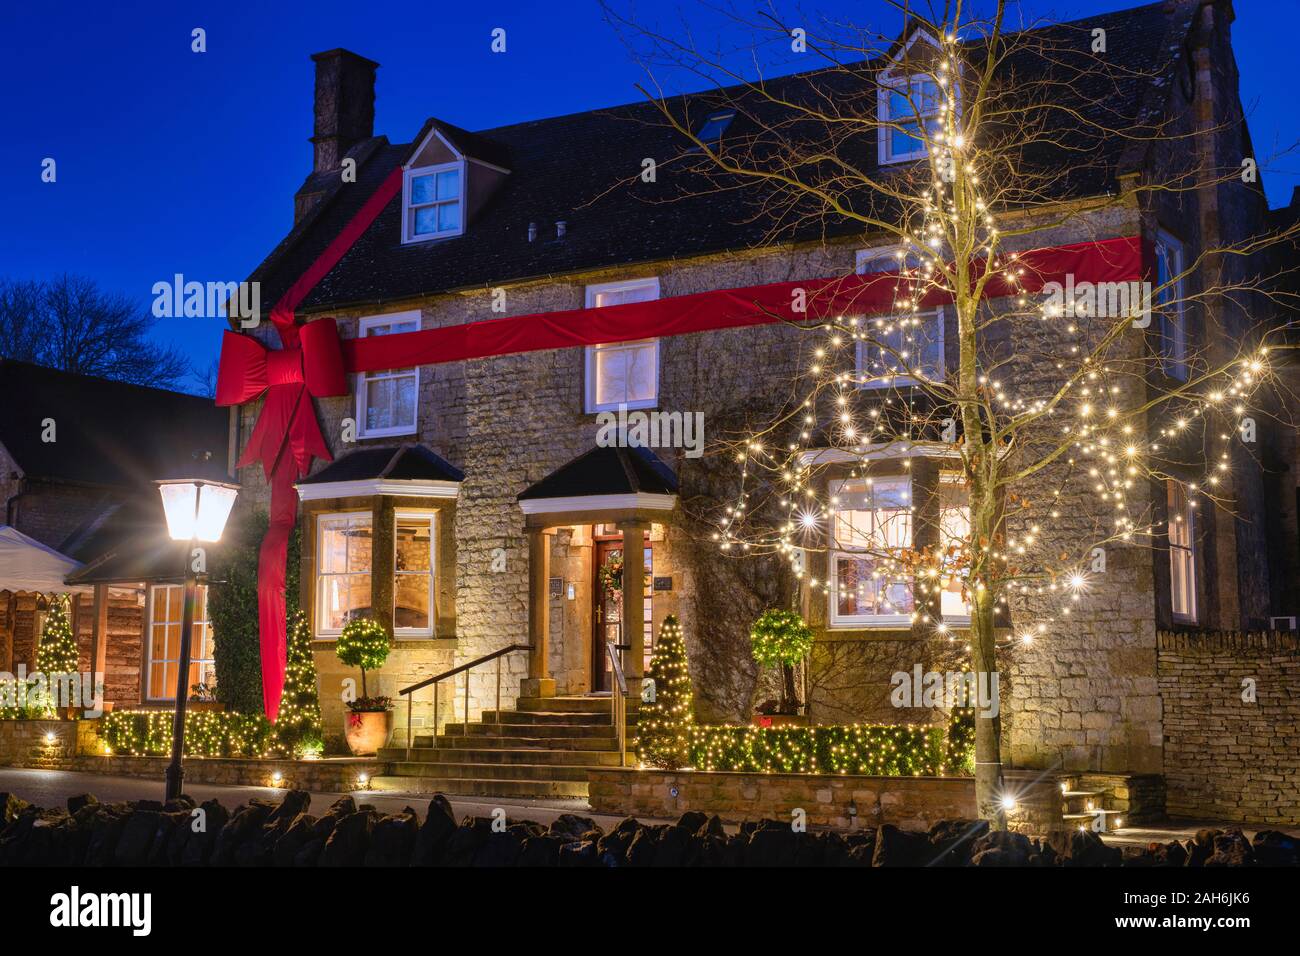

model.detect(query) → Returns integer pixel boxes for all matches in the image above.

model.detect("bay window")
[147,584,214,701]
[357,313,419,437]
[316,512,373,636]
[394,513,435,637]
[937,473,973,621]
[830,476,915,626]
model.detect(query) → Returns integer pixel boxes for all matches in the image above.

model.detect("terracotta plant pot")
[751,713,809,729]
[345,709,393,755]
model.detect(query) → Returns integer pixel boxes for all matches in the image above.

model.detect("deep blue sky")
[3,0,1296,380]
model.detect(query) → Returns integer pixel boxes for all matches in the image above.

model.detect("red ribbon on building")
[216,157,1144,721]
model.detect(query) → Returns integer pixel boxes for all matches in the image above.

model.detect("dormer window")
[877,28,949,166]
[693,110,735,147]
[878,76,941,164]
[403,162,464,242]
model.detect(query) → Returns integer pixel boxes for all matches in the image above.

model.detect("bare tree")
[0,274,188,388]
[607,0,1300,823]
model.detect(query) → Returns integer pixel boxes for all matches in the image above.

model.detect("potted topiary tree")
[335,616,393,755]
[749,609,814,727]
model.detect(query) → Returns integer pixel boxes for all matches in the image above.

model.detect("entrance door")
[591,527,653,692]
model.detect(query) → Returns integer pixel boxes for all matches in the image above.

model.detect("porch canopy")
[0,525,89,594]
[517,445,679,697]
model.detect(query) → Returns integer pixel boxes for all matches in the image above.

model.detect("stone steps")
[378,746,624,767]
[382,694,636,800]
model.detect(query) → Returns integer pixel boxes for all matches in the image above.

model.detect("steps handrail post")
[464,671,470,732]
[433,682,439,740]
[495,656,502,723]
[406,692,412,761]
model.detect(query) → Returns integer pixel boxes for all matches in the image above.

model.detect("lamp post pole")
[164,560,198,801]
[157,456,239,802]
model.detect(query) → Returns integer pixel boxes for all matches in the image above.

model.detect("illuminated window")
[357,313,419,437]
[829,476,915,626]
[316,512,373,637]
[394,513,435,637]
[403,162,463,242]
[937,473,972,621]
[1168,480,1197,622]
[147,584,214,701]
[585,278,660,412]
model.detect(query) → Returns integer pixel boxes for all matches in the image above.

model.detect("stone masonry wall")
[1157,629,1300,825]
[588,767,1062,833]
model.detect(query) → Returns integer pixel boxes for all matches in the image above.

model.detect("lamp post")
[156,455,238,802]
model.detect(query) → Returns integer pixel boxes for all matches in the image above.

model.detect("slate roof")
[297,444,465,485]
[246,2,1192,317]
[62,493,201,586]
[518,445,679,501]
[0,361,231,489]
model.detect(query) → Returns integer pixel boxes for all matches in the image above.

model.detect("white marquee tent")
[0,525,89,594]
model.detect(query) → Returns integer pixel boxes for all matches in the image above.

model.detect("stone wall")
[1157,629,1300,825]
[69,754,384,793]
[588,767,1062,833]
[0,720,100,769]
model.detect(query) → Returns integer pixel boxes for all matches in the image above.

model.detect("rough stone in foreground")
[0,789,1292,867]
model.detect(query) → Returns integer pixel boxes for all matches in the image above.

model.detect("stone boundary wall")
[0,720,100,769]
[588,768,1062,833]
[1157,629,1300,825]
[0,719,383,793]
[65,755,386,793]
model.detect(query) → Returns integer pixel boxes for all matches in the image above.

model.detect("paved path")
[0,767,647,830]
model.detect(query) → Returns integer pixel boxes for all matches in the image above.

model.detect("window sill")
[357,426,418,440]
[587,399,659,415]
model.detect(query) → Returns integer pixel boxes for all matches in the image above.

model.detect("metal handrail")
[400,643,532,759]
[606,641,630,767]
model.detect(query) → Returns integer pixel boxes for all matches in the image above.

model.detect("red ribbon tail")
[258,461,298,723]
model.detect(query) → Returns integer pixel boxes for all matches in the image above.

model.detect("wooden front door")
[591,527,653,692]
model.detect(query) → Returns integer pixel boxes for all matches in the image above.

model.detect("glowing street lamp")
[156,453,238,801]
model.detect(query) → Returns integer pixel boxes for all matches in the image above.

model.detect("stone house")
[0,361,233,710]
[228,0,1298,814]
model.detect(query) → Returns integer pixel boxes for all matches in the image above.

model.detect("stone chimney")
[309,49,379,174]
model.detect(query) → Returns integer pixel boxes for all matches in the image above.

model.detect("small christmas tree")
[277,610,323,756]
[37,596,79,677]
[637,615,694,770]
[36,596,79,715]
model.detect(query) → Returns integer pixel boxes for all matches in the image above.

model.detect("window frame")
[315,510,374,639]
[935,471,973,625]
[1154,229,1189,381]
[393,510,437,639]
[584,278,661,413]
[1167,480,1198,624]
[828,474,917,628]
[877,74,942,165]
[146,583,214,702]
[854,248,945,389]
[402,160,466,244]
[355,312,420,439]
[692,110,736,148]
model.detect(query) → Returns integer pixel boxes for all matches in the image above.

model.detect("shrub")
[276,610,323,756]
[100,710,279,757]
[749,609,813,714]
[336,617,391,702]
[687,723,969,776]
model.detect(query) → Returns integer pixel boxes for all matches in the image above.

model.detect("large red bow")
[215,166,403,723]
[215,319,347,722]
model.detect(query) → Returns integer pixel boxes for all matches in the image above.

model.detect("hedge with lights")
[100,709,280,758]
[686,723,969,776]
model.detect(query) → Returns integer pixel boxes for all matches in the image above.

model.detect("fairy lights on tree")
[615,2,1299,823]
